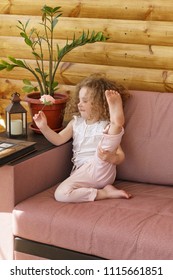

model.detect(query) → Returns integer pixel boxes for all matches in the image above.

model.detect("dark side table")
[0,127,55,164]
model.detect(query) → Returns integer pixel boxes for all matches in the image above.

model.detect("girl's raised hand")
[33,111,47,129]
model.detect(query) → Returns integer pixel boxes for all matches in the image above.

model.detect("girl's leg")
[105,90,125,135]
[54,164,97,202]
[95,90,125,156]
[55,174,130,202]
[94,90,131,200]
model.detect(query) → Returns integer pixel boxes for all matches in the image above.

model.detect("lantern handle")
[11,92,21,103]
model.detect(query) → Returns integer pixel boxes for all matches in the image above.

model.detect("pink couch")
[12,90,173,260]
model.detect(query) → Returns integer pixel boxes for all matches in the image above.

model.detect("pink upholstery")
[13,182,173,259]
[12,90,173,259]
[117,91,173,185]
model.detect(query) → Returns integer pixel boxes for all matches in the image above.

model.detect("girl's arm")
[33,111,73,146]
[97,145,125,165]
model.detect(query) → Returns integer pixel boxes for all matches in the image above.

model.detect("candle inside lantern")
[11,120,23,135]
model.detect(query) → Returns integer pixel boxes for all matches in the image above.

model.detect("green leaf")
[95,31,104,41]
[22,84,38,93]
[53,86,59,92]
[8,56,17,63]
[20,32,27,38]
[6,65,16,71]
[35,68,42,74]
[17,21,24,31]
[52,81,58,88]
[0,60,10,66]
[44,73,48,79]
[32,52,41,59]
[53,6,61,13]
[25,19,30,29]
[42,5,53,15]
[8,57,25,67]
[0,64,7,70]
[17,20,22,25]
[23,79,32,85]
[24,37,33,47]
[16,60,26,67]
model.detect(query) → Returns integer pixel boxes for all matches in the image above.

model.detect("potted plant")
[0,5,108,133]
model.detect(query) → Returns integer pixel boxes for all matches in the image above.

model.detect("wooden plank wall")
[1,0,173,132]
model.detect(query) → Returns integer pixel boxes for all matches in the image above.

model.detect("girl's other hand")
[97,145,125,165]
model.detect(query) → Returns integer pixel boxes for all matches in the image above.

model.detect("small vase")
[24,92,68,134]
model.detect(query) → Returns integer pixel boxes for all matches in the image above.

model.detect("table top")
[0,127,55,165]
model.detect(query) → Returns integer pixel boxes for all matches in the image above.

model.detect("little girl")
[33,75,131,202]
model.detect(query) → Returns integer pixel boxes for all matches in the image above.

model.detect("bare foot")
[95,184,131,200]
[104,184,131,199]
[105,90,125,134]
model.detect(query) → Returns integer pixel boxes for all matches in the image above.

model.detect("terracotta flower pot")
[24,92,68,134]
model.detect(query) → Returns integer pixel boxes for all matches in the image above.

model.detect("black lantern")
[5,93,27,138]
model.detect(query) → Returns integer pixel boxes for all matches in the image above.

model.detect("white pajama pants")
[54,129,124,202]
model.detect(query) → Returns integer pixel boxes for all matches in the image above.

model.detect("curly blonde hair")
[75,74,130,120]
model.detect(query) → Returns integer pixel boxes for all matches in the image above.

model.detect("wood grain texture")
[0,0,173,126]
[1,0,173,20]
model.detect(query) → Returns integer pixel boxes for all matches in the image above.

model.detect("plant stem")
[23,64,44,95]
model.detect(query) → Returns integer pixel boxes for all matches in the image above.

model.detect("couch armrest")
[0,140,72,259]
[13,140,73,205]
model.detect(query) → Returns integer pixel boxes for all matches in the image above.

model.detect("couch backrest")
[117,90,173,185]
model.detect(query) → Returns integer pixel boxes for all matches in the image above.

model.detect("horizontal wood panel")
[0,61,172,92]
[1,15,173,46]
[1,37,173,70]
[0,78,75,101]
[1,0,173,21]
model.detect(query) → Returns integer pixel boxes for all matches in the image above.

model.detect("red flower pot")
[24,92,69,133]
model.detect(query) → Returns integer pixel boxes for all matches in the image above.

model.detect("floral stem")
[40,104,46,111]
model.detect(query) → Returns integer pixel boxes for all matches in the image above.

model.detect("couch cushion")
[13,181,173,259]
[117,90,173,185]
